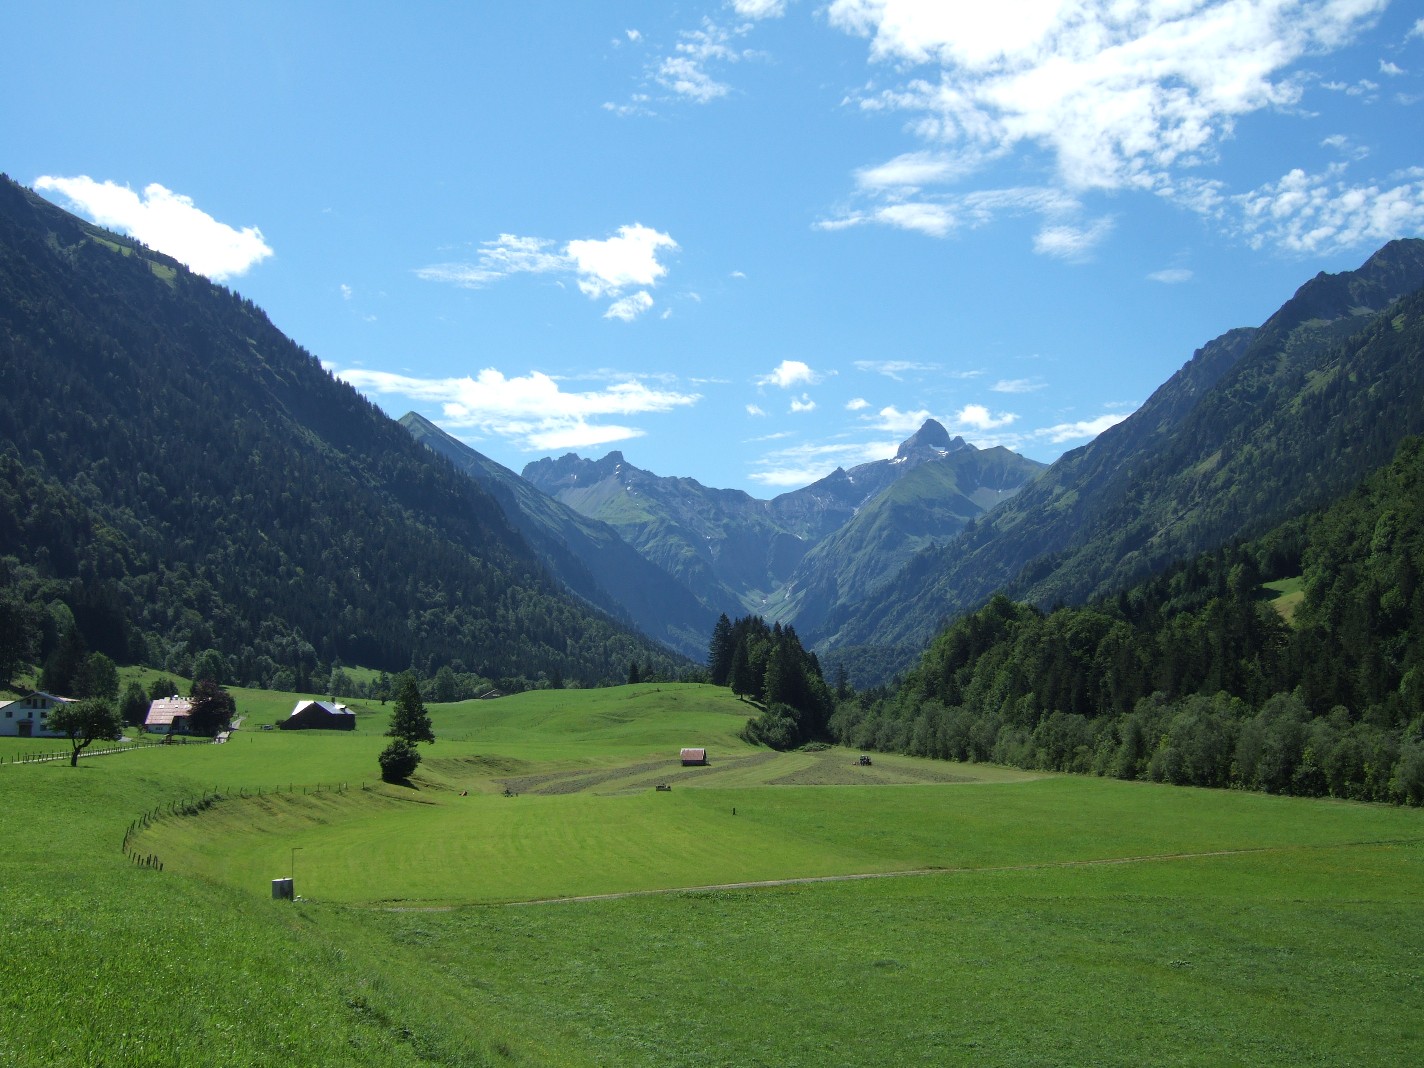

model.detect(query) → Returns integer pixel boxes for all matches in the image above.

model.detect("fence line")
[0,737,201,766]
[121,780,356,872]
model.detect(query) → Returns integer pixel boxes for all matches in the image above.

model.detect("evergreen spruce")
[388,672,435,744]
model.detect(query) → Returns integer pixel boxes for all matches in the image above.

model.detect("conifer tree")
[708,613,733,685]
[388,672,435,744]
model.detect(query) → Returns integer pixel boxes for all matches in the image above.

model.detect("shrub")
[378,738,421,783]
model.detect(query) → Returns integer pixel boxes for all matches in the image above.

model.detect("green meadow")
[3,683,1423,1066]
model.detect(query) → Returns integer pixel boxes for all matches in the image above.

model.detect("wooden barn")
[680,747,708,766]
[279,700,356,731]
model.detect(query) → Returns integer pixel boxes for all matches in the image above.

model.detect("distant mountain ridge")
[400,412,715,660]
[521,421,1045,626]
[821,238,1424,676]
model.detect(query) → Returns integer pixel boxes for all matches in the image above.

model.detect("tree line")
[707,613,837,749]
[827,436,1424,804]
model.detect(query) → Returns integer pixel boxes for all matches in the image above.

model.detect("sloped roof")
[145,696,191,727]
[289,700,353,718]
[1,690,76,711]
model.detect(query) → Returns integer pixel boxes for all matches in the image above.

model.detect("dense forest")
[0,176,687,691]
[831,435,1424,804]
[706,613,837,749]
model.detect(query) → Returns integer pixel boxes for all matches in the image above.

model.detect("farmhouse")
[0,691,73,738]
[144,696,192,734]
[279,699,356,731]
[680,747,708,766]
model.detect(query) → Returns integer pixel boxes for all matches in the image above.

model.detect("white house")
[0,691,75,738]
[144,696,192,735]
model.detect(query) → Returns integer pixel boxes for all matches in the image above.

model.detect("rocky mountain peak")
[896,419,965,460]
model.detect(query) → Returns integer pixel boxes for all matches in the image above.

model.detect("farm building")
[0,691,73,738]
[144,696,192,735]
[680,747,708,766]
[279,700,356,731]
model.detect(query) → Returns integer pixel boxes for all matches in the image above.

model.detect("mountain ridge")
[0,174,685,687]
[521,421,1045,624]
[819,238,1424,676]
[400,412,715,659]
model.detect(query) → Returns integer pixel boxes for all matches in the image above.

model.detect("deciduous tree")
[188,678,235,735]
[48,697,122,767]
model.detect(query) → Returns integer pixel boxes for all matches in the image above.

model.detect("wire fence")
[0,737,185,765]
[121,780,363,872]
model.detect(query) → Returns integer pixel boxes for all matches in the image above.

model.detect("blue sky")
[6,1,1423,494]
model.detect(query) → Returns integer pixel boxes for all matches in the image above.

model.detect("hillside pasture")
[5,683,1424,1066]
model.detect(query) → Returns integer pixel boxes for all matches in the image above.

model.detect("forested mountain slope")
[832,433,1424,804]
[400,412,715,660]
[0,176,683,688]
[821,240,1424,671]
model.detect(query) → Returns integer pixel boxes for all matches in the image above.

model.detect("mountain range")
[4,169,1423,696]
[817,238,1424,678]
[518,419,1045,630]
[457,238,1424,686]
[0,174,683,688]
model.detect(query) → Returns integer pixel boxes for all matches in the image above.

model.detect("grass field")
[3,683,1422,1066]
[1263,576,1306,623]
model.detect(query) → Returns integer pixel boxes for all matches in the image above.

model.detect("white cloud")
[605,291,655,321]
[416,233,566,288]
[852,359,938,380]
[952,403,1016,431]
[820,182,1089,242]
[417,223,676,320]
[1229,165,1424,254]
[655,19,749,103]
[823,1,1399,255]
[845,397,870,410]
[1148,267,1194,284]
[565,224,679,298]
[875,201,958,237]
[828,0,1387,194]
[626,29,643,43]
[334,367,699,452]
[790,394,817,413]
[748,438,899,488]
[1033,216,1114,260]
[855,151,967,191]
[991,378,1045,393]
[731,0,786,17]
[1034,411,1132,443]
[1411,18,1424,39]
[340,284,353,300]
[746,403,768,417]
[757,359,821,388]
[34,175,273,280]
[866,405,936,435]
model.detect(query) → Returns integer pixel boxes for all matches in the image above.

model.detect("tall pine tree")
[387,672,435,744]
